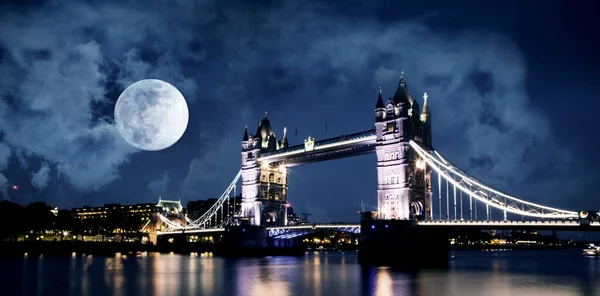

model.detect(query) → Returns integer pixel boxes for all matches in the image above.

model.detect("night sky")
[0,0,598,222]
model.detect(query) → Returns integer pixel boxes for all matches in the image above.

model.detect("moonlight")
[114,79,189,151]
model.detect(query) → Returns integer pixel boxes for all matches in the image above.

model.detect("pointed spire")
[392,71,412,105]
[242,125,249,141]
[255,121,262,139]
[281,127,289,148]
[422,92,430,114]
[375,87,385,109]
[420,92,431,123]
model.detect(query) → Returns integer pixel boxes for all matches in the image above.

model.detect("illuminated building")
[240,114,290,226]
[375,73,432,220]
[72,203,156,221]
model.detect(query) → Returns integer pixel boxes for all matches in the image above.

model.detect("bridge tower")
[241,113,289,226]
[375,73,432,220]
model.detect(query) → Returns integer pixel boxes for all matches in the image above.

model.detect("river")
[5,249,600,295]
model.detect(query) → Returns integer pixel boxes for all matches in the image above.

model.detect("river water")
[5,249,600,295]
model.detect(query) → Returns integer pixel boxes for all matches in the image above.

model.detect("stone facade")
[241,114,289,226]
[375,73,432,220]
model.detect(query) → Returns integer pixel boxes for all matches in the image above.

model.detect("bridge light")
[371,225,375,229]
[416,159,425,170]
[279,165,287,173]
[580,211,589,219]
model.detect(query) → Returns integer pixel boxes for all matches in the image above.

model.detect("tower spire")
[393,72,412,105]
[281,127,289,148]
[420,92,431,123]
[375,87,385,109]
[242,125,249,141]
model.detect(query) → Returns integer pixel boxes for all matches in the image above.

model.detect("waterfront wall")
[358,219,449,268]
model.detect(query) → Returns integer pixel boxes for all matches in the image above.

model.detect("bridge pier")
[358,219,448,268]
[216,225,303,256]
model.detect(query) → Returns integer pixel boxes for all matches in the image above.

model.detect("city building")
[72,203,157,221]
[71,200,183,235]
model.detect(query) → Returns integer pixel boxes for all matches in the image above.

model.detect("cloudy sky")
[0,0,598,222]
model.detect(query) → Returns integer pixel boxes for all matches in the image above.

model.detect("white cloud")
[31,163,51,191]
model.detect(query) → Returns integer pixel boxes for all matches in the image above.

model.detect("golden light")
[416,159,426,170]
[278,165,287,173]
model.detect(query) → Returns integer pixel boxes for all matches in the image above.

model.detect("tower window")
[248,152,253,158]
[386,122,395,132]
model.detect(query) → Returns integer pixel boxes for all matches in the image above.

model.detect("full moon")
[114,79,189,151]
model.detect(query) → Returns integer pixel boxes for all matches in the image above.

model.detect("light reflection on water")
[5,249,600,295]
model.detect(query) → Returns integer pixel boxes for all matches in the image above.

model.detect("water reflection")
[6,249,600,295]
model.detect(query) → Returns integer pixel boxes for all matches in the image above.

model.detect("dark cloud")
[0,0,596,219]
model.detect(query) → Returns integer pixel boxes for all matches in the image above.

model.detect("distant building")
[286,206,309,225]
[156,199,183,215]
[72,203,157,221]
[72,201,169,234]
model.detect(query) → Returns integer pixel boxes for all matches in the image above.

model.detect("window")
[269,173,275,182]
[277,177,281,183]
[387,122,395,132]
[248,152,253,158]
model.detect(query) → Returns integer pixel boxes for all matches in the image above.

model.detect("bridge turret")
[241,121,263,226]
[420,92,432,149]
[392,72,411,118]
[420,92,431,124]
[375,71,432,221]
[375,87,386,122]
[281,127,289,149]
[254,121,262,142]
[242,125,249,148]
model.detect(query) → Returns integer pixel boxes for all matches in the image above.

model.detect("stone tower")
[241,113,290,226]
[375,73,432,220]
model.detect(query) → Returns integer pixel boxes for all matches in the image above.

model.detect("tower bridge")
[153,72,596,266]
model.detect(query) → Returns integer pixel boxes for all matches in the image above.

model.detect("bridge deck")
[417,220,600,231]
[157,220,600,236]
